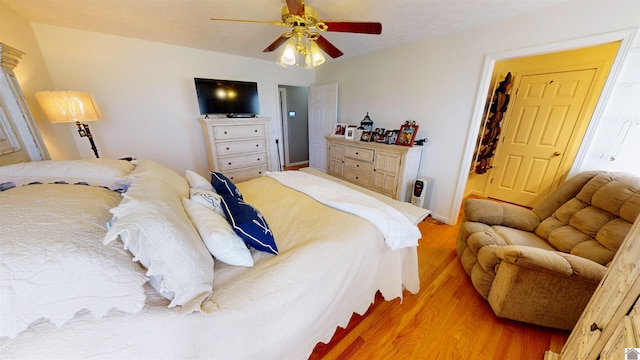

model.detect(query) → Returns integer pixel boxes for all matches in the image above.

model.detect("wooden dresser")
[200,118,271,183]
[326,136,422,202]
[544,218,640,360]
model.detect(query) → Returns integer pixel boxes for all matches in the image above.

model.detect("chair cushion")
[492,226,556,251]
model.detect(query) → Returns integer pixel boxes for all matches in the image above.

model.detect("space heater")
[411,177,432,209]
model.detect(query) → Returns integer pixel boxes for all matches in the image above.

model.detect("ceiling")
[4,0,567,63]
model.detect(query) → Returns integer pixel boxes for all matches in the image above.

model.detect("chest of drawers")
[200,118,271,183]
[326,136,422,202]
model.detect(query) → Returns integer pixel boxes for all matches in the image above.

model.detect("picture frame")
[360,131,372,142]
[396,124,419,146]
[332,123,347,136]
[372,128,386,143]
[385,130,399,145]
[344,126,357,140]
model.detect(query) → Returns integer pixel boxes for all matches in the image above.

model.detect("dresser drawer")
[223,166,268,183]
[213,124,265,140]
[345,158,373,172]
[218,152,267,170]
[344,169,373,187]
[345,146,374,162]
[216,139,266,156]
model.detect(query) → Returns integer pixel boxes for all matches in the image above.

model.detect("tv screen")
[194,78,260,116]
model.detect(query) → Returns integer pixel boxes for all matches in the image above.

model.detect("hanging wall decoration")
[473,72,513,174]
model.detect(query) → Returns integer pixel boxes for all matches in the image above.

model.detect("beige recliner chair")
[456,171,640,330]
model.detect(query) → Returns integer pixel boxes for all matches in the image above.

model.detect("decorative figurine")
[360,112,373,131]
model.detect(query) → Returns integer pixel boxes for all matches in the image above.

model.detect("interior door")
[487,69,596,206]
[308,83,338,172]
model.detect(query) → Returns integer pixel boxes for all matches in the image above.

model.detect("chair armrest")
[463,198,540,232]
[495,245,607,283]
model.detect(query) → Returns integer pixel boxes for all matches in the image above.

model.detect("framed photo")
[344,126,357,140]
[372,128,386,143]
[360,130,372,142]
[396,124,419,146]
[332,123,347,136]
[385,130,399,145]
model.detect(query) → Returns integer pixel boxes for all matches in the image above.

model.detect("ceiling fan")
[210,0,382,64]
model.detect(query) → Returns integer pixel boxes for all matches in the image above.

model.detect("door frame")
[452,28,638,223]
[278,88,291,168]
[277,85,311,169]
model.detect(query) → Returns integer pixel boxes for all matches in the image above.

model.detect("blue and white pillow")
[211,172,243,199]
[189,188,225,217]
[220,195,278,255]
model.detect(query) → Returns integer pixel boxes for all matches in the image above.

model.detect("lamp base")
[75,121,100,158]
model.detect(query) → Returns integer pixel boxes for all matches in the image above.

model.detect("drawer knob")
[355,176,359,179]
[257,158,260,161]
[590,322,602,332]
[256,144,259,147]
[355,152,359,155]
[228,162,232,165]
[258,171,262,174]
[356,164,359,167]
[254,130,258,133]
[224,131,228,134]
[226,147,230,150]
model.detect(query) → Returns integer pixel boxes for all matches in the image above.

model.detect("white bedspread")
[1,175,420,360]
[266,170,422,250]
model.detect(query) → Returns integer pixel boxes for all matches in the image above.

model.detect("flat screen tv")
[194,78,260,116]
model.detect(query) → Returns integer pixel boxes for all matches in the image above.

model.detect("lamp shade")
[36,91,102,123]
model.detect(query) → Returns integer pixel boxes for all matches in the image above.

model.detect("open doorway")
[446,28,636,224]
[278,85,309,170]
[465,41,621,207]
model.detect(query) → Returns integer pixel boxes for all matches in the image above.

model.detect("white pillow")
[105,167,215,313]
[127,159,189,199]
[183,198,254,267]
[185,170,214,191]
[190,188,225,216]
[0,159,134,192]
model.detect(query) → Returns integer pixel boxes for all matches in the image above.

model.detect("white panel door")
[308,83,338,172]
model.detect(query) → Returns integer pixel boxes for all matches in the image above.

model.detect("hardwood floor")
[283,163,309,171]
[309,213,569,360]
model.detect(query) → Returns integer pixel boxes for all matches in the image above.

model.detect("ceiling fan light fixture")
[277,38,297,67]
[309,40,325,67]
[211,1,382,67]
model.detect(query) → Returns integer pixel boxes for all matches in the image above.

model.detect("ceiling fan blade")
[210,18,288,27]
[315,35,343,58]
[286,0,305,16]
[323,22,382,35]
[263,35,289,53]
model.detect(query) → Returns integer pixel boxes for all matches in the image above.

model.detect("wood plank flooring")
[309,212,569,359]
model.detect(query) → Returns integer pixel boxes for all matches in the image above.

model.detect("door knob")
[553,151,562,157]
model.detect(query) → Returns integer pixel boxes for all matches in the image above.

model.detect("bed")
[0,159,429,359]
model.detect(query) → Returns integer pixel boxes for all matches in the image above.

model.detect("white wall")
[316,0,640,224]
[579,48,640,174]
[0,2,78,159]
[30,24,315,176]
